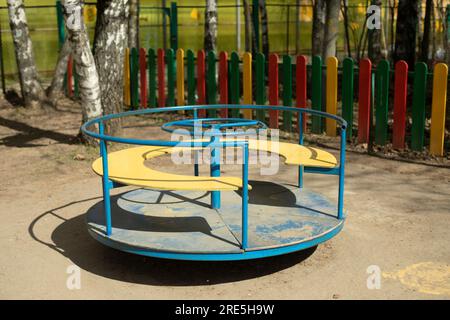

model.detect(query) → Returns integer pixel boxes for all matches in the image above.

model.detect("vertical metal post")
[210,134,221,209]
[162,0,167,50]
[170,2,178,51]
[285,5,290,54]
[337,126,346,220]
[298,112,304,188]
[193,109,199,176]
[241,143,249,250]
[56,0,65,48]
[99,122,112,236]
[236,0,241,52]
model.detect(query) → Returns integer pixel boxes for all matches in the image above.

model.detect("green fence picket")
[311,55,322,133]
[230,52,240,118]
[148,48,156,107]
[374,59,390,145]
[255,52,266,121]
[342,57,354,139]
[411,62,428,151]
[187,49,196,106]
[207,51,217,117]
[282,55,293,131]
[130,48,139,110]
[166,48,175,106]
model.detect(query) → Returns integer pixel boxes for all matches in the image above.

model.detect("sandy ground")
[0,98,450,300]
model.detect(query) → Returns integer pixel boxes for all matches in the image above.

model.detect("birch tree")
[322,0,341,59]
[204,0,218,52]
[94,0,129,136]
[62,0,102,124]
[128,0,139,49]
[47,39,72,101]
[312,0,326,57]
[7,0,45,107]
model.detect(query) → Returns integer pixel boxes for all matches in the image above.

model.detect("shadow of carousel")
[29,186,317,287]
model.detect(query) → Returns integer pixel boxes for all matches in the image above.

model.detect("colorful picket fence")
[119,48,448,156]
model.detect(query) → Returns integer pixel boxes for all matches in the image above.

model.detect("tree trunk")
[47,39,72,102]
[259,0,269,58]
[7,0,45,107]
[368,0,383,65]
[394,0,420,67]
[322,0,340,59]
[243,0,252,52]
[312,0,326,58]
[204,0,218,52]
[420,0,433,64]
[128,0,139,49]
[94,0,128,136]
[62,0,102,125]
[342,0,352,58]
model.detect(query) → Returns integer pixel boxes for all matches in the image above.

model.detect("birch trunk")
[368,0,383,65]
[312,0,326,58]
[204,0,217,52]
[62,0,102,124]
[48,39,72,101]
[7,0,45,107]
[94,0,129,136]
[322,0,341,59]
[128,0,139,49]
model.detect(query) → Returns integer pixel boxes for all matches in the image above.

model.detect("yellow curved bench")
[92,139,337,191]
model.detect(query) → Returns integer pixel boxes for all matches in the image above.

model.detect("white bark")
[7,0,45,106]
[128,0,139,48]
[62,0,102,122]
[322,0,341,59]
[204,0,217,52]
[94,0,129,135]
[48,39,72,101]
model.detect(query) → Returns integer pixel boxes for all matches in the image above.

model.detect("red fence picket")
[139,48,147,108]
[392,60,408,149]
[67,55,73,97]
[296,55,307,132]
[358,59,372,143]
[268,53,279,129]
[157,48,165,107]
[197,50,206,118]
[219,51,228,118]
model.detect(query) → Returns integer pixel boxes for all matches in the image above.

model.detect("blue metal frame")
[81,104,347,260]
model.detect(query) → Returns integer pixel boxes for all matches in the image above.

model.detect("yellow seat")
[92,139,337,191]
[92,146,247,191]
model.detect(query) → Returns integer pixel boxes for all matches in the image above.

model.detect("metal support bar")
[241,143,249,250]
[99,122,112,236]
[298,112,304,188]
[303,167,339,175]
[337,127,346,219]
[210,135,221,209]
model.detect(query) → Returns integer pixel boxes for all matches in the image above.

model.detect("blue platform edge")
[87,221,344,261]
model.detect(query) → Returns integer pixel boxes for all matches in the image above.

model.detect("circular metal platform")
[86,181,344,261]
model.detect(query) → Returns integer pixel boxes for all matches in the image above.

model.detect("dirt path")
[1,100,449,299]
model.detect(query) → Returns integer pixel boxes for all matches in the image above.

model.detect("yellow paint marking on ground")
[383,262,450,297]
